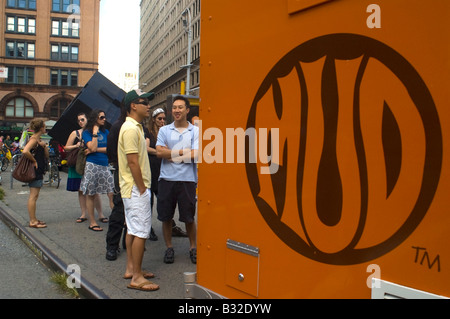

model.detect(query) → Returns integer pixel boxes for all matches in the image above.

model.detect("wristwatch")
[92,134,98,138]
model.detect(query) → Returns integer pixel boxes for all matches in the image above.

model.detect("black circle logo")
[246,34,442,265]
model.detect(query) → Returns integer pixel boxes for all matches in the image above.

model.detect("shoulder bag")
[66,147,80,167]
[12,155,36,183]
[66,131,82,167]
[75,146,87,175]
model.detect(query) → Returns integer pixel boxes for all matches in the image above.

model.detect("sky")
[98,0,141,86]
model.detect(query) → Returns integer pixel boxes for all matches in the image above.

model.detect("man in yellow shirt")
[118,89,159,292]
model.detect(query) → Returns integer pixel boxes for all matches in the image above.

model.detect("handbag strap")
[27,136,39,154]
[77,130,85,147]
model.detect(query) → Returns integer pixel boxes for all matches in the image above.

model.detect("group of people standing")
[65,111,113,231]
[22,89,198,292]
[25,89,198,292]
[23,112,115,230]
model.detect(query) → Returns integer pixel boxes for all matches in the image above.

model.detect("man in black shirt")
[105,117,126,261]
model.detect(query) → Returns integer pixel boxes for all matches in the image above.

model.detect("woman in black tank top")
[22,119,49,229]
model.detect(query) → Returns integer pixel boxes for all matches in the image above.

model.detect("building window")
[71,46,79,60]
[7,17,15,32]
[52,0,80,13]
[49,98,71,119]
[6,67,34,84]
[6,16,36,34]
[6,41,35,59]
[50,69,78,87]
[7,0,36,10]
[51,19,79,38]
[27,18,36,33]
[5,97,34,118]
[51,44,79,61]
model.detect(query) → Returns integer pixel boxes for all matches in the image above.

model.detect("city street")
[0,169,196,299]
[0,219,70,299]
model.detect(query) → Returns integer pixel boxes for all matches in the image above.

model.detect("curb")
[0,204,109,299]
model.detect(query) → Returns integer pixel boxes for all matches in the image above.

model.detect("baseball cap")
[123,89,155,107]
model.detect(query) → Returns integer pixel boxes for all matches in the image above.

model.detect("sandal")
[123,272,155,280]
[89,225,103,232]
[127,280,159,292]
[99,217,109,223]
[30,222,47,229]
[76,217,88,223]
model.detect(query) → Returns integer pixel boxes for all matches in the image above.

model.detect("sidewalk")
[0,169,196,299]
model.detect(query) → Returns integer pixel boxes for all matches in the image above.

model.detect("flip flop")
[29,222,47,229]
[127,280,159,292]
[76,217,88,223]
[89,225,103,232]
[123,272,155,280]
[99,217,109,223]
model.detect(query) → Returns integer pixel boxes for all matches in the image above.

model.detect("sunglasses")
[99,116,106,120]
[156,117,166,121]
[134,100,149,106]
[78,118,85,122]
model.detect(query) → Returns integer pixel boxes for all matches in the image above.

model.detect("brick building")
[0,0,100,136]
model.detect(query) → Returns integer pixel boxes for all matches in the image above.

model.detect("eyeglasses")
[78,118,85,123]
[99,116,106,120]
[156,117,166,121]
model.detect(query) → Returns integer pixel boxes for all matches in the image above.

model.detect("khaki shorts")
[123,185,152,239]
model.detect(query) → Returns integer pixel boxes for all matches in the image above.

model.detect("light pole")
[181,7,193,96]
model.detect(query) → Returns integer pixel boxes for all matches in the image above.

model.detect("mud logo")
[246,34,442,265]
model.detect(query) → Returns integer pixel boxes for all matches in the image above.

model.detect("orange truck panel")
[197,0,450,298]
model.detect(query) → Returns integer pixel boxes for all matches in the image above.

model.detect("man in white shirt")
[156,95,199,264]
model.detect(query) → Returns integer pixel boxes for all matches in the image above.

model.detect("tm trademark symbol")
[412,247,441,272]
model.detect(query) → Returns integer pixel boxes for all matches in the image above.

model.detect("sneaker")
[106,248,119,261]
[149,228,158,241]
[164,247,175,264]
[189,248,197,264]
[172,225,187,237]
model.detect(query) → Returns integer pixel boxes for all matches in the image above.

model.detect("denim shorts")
[28,178,43,188]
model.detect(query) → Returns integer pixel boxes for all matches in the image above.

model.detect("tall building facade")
[0,0,100,136]
[121,72,139,92]
[139,0,200,109]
